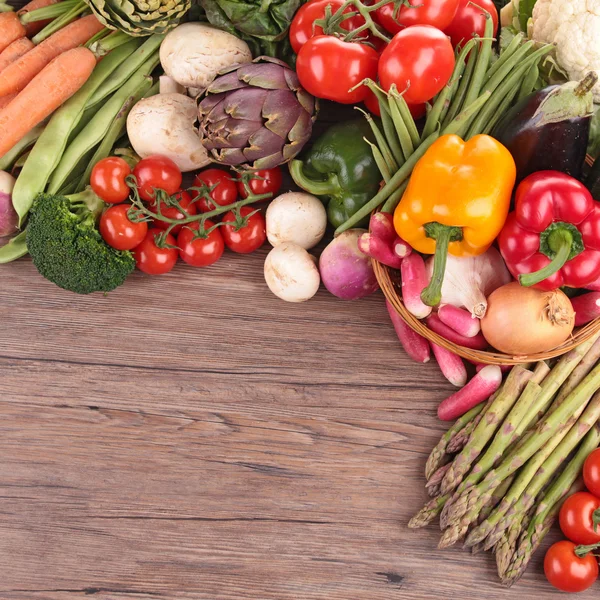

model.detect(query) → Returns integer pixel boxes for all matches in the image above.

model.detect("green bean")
[483,40,535,95]
[518,63,540,102]
[0,124,45,171]
[32,0,87,44]
[358,109,399,174]
[444,90,493,138]
[381,179,409,213]
[484,33,524,84]
[393,91,421,148]
[387,88,414,160]
[86,34,165,110]
[461,13,495,110]
[481,83,520,135]
[0,231,28,264]
[442,42,478,128]
[365,139,392,183]
[12,40,141,225]
[48,54,160,194]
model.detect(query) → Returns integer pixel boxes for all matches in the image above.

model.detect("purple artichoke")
[197,57,317,170]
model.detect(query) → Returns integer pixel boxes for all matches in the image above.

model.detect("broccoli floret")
[26,190,135,294]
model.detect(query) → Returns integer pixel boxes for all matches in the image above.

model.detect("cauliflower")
[531,0,600,101]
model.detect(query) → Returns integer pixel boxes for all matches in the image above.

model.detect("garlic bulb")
[426,247,512,318]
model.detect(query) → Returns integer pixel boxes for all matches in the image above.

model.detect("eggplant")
[492,72,597,182]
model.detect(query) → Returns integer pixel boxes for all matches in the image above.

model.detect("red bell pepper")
[498,171,600,291]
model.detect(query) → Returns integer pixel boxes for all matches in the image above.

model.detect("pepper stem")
[289,160,341,197]
[519,229,573,287]
[420,222,463,307]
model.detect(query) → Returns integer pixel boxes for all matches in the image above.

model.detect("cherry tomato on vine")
[444,0,498,48]
[177,220,224,267]
[584,448,600,497]
[132,155,182,202]
[134,228,178,275]
[544,540,599,593]
[289,0,366,54]
[559,492,600,546]
[192,168,238,213]
[100,204,148,251]
[378,25,455,105]
[90,157,131,204]
[296,36,379,104]
[375,0,459,35]
[221,207,266,254]
[363,88,426,119]
[238,167,283,199]
[150,190,197,234]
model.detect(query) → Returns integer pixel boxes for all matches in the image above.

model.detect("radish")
[432,343,467,387]
[438,365,503,421]
[475,363,512,373]
[385,299,430,363]
[0,171,18,241]
[426,313,488,350]
[572,293,600,326]
[358,232,403,269]
[393,236,412,259]
[401,253,432,319]
[369,212,396,243]
[438,304,481,338]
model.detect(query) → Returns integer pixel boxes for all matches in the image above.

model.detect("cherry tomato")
[221,207,266,254]
[133,228,178,275]
[560,492,600,546]
[544,540,599,593]
[150,190,197,234]
[90,157,131,204]
[238,167,283,199]
[192,168,238,213]
[444,0,498,48]
[100,204,148,251]
[363,88,426,120]
[177,220,224,267]
[378,25,455,105]
[375,0,459,35]
[289,0,365,54]
[584,448,600,497]
[296,36,379,104]
[132,155,182,202]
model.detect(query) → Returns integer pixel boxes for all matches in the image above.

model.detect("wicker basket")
[375,155,600,365]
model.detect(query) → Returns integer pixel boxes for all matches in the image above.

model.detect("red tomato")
[134,228,178,275]
[100,204,148,251]
[289,0,365,54]
[221,207,266,254]
[378,25,455,104]
[192,168,238,213]
[132,155,182,202]
[150,190,197,234]
[177,220,224,267]
[90,157,131,204]
[584,448,600,498]
[238,167,283,199]
[363,88,426,120]
[375,0,459,35]
[444,0,498,48]
[296,36,379,104]
[544,540,598,593]
[560,492,600,546]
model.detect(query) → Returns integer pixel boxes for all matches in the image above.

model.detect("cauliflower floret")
[532,0,600,101]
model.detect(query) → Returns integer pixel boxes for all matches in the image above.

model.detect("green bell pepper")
[289,119,382,228]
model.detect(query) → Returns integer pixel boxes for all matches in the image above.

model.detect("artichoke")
[198,57,317,170]
[84,0,191,36]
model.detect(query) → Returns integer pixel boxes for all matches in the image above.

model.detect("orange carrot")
[0,14,103,98]
[0,12,27,55]
[0,37,34,74]
[0,47,95,158]
[0,93,17,111]
[17,0,61,36]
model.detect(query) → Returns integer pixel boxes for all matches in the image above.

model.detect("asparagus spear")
[408,494,448,529]
[426,463,452,497]
[445,419,476,454]
[496,506,534,579]
[439,363,600,548]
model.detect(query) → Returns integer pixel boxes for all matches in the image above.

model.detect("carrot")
[17,0,61,36]
[0,12,26,55]
[0,14,103,98]
[0,47,95,158]
[0,93,17,110]
[0,37,34,74]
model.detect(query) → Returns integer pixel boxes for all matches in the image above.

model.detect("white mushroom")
[126,93,210,172]
[265,191,327,250]
[160,22,253,91]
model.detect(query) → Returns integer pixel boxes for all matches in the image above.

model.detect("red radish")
[475,363,512,373]
[438,365,503,421]
[369,212,396,244]
[432,343,467,387]
[385,299,430,363]
[401,253,432,319]
[358,232,403,269]
[572,293,600,326]
[426,313,488,350]
[394,236,412,259]
[438,304,481,338]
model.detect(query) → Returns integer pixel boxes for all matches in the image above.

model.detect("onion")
[481,282,575,355]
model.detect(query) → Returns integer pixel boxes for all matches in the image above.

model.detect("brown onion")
[481,282,575,355]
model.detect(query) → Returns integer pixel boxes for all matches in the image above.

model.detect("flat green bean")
[482,83,520,135]
[381,179,409,213]
[0,124,45,171]
[387,88,414,159]
[461,14,495,110]
[394,92,420,148]
[484,33,524,84]
[365,139,392,183]
[483,40,535,95]
[361,110,398,174]
[442,42,478,128]
[0,231,28,264]
[518,63,540,102]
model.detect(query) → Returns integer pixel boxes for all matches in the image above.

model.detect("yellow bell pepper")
[394,134,516,306]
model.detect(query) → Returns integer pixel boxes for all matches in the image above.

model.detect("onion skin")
[481,282,575,355]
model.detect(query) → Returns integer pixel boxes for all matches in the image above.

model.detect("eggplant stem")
[575,72,599,97]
